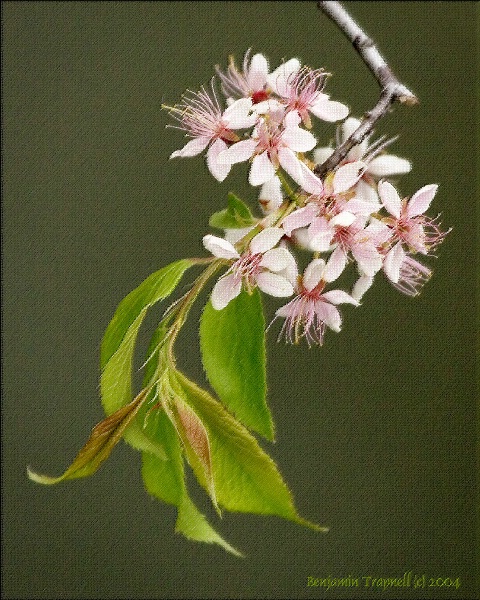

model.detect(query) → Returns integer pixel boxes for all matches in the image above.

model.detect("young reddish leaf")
[27,388,150,485]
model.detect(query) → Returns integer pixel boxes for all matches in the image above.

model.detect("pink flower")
[203,228,296,310]
[274,258,359,346]
[218,110,317,187]
[166,82,257,181]
[266,63,349,128]
[215,49,273,104]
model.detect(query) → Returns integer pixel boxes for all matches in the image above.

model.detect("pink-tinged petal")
[403,223,427,253]
[378,180,402,218]
[248,53,269,90]
[367,155,411,177]
[341,117,362,141]
[252,98,282,114]
[352,244,383,277]
[256,272,294,297]
[315,302,342,332]
[278,147,304,187]
[363,218,393,244]
[407,184,438,218]
[224,226,254,245]
[354,179,380,204]
[259,176,283,213]
[202,234,239,259]
[220,138,257,165]
[330,211,356,227]
[323,246,348,282]
[283,110,302,128]
[303,258,326,292]
[260,247,292,272]
[275,298,296,318]
[223,97,257,129]
[298,161,324,195]
[267,58,301,97]
[351,274,374,301]
[313,146,334,165]
[211,274,242,310]
[344,197,381,215]
[275,246,298,284]
[281,204,317,235]
[322,289,359,306]
[333,161,367,194]
[383,242,405,283]
[207,139,231,181]
[308,216,333,252]
[250,227,284,254]
[249,152,276,186]
[281,126,317,152]
[170,136,210,158]
[310,97,350,122]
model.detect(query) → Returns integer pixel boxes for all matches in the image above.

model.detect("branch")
[314,1,418,178]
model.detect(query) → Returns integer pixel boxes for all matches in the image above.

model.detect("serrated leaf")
[100,260,194,459]
[141,404,242,556]
[209,192,257,229]
[200,288,273,440]
[28,388,150,485]
[172,372,327,532]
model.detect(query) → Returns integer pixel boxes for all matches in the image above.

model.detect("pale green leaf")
[173,372,326,532]
[28,388,150,485]
[209,192,256,229]
[200,289,273,440]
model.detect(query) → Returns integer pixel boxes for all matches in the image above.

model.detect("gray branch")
[314,1,419,178]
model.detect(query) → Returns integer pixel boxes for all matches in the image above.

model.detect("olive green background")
[3,2,478,598]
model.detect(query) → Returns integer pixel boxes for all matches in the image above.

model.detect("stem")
[314,1,418,178]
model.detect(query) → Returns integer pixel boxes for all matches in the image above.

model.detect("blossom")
[314,117,412,203]
[267,64,349,128]
[274,258,359,346]
[166,82,257,181]
[378,180,447,283]
[219,109,317,187]
[215,49,273,104]
[203,228,295,309]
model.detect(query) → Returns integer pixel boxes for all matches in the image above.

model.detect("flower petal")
[351,274,374,301]
[333,161,366,194]
[256,272,294,297]
[378,180,402,218]
[202,234,239,259]
[303,258,326,292]
[170,136,210,158]
[322,289,359,306]
[259,176,283,213]
[315,301,342,332]
[323,246,348,282]
[367,155,411,177]
[278,147,305,188]
[313,146,334,165]
[220,138,256,165]
[407,184,438,218]
[281,126,317,153]
[250,227,284,254]
[249,152,276,186]
[211,274,242,310]
[298,161,324,195]
[260,247,292,272]
[282,204,317,236]
[248,53,269,90]
[223,97,257,129]
[383,242,405,283]
[310,96,349,122]
[206,139,231,181]
[267,58,301,97]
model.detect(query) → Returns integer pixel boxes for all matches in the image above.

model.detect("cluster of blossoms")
[165,50,449,346]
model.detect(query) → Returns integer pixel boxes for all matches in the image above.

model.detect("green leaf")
[28,388,150,485]
[209,192,257,229]
[200,288,273,440]
[173,371,326,532]
[100,259,194,459]
[141,404,242,556]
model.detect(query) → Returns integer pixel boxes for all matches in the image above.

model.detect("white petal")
[275,246,298,284]
[333,161,367,194]
[259,176,283,213]
[224,226,254,245]
[220,138,256,165]
[298,161,324,195]
[281,126,317,152]
[247,53,269,90]
[322,290,359,306]
[206,139,231,182]
[202,234,239,259]
[341,117,362,140]
[367,155,411,177]
[283,110,302,128]
[407,184,438,218]
[351,274,374,301]
[303,258,326,292]
[344,198,381,215]
[383,242,405,283]
[323,246,348,282]
[267,58,301,97]
[260,247,292,271]
[170,136,210,158]
[315,302,342,332]
[249,152,276,186]
[378,180,402,218]
[278,147,304,187]
[281,204,317,235]
[313,146,334,165]
[354,179,380,204]
[250,227,284,254]
[223,97,257,129]
[256,272,294,297]
[211,274,242,310]
[310,97,349,122]
[330,211,356,227]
